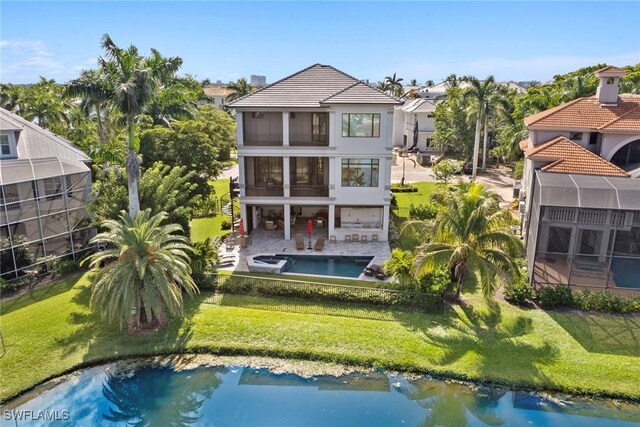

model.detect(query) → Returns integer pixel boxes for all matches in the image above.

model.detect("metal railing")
[209,273,444,312]
[290,185,329,197]
[245,186,284,197]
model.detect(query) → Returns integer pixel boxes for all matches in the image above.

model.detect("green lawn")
[392,181,439,249]
[190,215,230,243]
[2,272,639,402]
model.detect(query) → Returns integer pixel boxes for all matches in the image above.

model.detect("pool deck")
[217,228,392,282]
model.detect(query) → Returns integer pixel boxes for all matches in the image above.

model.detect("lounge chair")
[295,233,305,250]
[314,238,325,251]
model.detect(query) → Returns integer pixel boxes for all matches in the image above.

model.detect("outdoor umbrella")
[306,219,314,249]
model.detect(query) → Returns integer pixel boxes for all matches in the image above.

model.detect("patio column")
[283,156,290,197]
[328,204,335,238]
[329,111,336,148]
[282,112,289,146]
[238,156,245,197]
[382,205,390,237]
[328,157,336,198]
[284,203,291,240]
[236,112,244,146]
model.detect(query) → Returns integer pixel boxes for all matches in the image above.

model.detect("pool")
[251,254,374,278]
[5,361,640,426]
[611,258,640,289]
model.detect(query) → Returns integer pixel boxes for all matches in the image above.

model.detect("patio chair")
[329,235,336,244]
[314,238,325,251]
[372,234,379,242]
[277,220,285,230]
[345,235,351,242]
[361,235,368,243]
[295,233,305,250]
[352,233,360,242]
[265,221,277,231]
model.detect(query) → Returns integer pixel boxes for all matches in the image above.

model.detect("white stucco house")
[519,66,640,293]
[201,86,234,109]
[227,64,402,243]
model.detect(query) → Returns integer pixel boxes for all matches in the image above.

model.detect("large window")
[342,113,380,138]
[341,159,379,187]
[1,134,12,156]
[255,157,283,186]
[292,157,325,185]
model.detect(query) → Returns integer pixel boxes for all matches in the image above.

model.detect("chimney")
[595,66,626,107]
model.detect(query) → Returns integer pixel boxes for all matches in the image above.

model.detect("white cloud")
[0,39,93,83]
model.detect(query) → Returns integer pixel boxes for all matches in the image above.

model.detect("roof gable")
[229,64,400,108]
[524,136,629,177]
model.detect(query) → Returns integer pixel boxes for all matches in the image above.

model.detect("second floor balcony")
[243,112,283,146]
[242,112,330,147]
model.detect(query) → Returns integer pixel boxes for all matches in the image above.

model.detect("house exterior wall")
[236,105,394,241]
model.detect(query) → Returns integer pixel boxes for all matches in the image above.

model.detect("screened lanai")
[527,172,640,293]
[0,157,93,279]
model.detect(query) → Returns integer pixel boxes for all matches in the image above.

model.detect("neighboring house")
[393,98,438,151]
[519,66,640,293]
[0,108,93,279]
[201,86,234,109]
[250,75,267,87]
[228,64,402,242]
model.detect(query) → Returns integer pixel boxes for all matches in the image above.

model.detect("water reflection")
[7,363,640,427]
[102,366,226,426]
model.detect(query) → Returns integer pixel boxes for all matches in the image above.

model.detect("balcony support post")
[282,112,289,147]
[283,156,290,197]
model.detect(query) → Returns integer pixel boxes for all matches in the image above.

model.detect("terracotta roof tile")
[595,66,627,74]
[524,95,640,132]
[518,138,530,150]
[525,136,629,177]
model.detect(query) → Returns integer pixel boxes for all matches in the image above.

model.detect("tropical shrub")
[417,267,451,293]
[504,261,533,305]
[83,210,198,331]
[536,285,573,308]
[384,249,415,290]
[432,159,462,183]
[571,290,640,313]
[53,259,80,276]
[220,220,232,230]
[513,160,524,180]
[408,202,438,221]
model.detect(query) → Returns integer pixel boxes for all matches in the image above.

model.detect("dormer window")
[0,133,16,157]
[569,132,582,143]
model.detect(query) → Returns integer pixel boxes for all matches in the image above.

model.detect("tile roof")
[595,66,627,74]
[228,64,401,108]
[524,95,640,132]
[203,87,233,97]
[518,138,530,150]
[523,136,629,177]
[0,108,90,163]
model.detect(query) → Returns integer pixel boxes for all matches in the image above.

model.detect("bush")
[418,267,451,293]
[408,202,438,220]
[504,264,533,305]
[432,159,462,183]
[220,220,232,230]
[388,217,400,249]
[54,259,80,276]
[513,160,524,180]
[390,184,418,193]
[0,274,36,295]
[572,290,640,314]
[537,285,573,308]
[214,275,443,311]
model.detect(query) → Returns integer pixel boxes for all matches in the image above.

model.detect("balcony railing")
[290,185,329,197]
[243,133,283,146]
[245,185,284,197]
[289,133,329,147]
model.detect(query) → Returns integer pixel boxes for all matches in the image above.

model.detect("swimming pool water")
[611,258,640,289]
[253,254,374,278]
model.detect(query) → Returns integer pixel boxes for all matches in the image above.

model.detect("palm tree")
[98,33,183,216]
[66,69,113,145]
[376,80,390,92]
[384,73,404,97]
[444,74,461,89]
[83,209,198,331]
[407,182,522,299]
[19,77,69,131]
[0,83,23,112]
[479,86,512,170]
[463,75,498,178]
[425,79,435,87]
[225,78,254,102]
[410,79,418,86]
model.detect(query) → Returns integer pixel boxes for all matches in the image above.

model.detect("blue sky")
[1,1,639,84]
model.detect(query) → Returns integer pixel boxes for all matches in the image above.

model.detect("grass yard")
[190,215,230,243]
[392,181,439,249]
[1,272,639,403]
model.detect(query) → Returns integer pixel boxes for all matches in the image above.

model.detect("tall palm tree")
[425,79,435,87]
[98,33,183,216]
[83,210,198,331]
[406,182,522,299]
[66,69,113,145]
[377,80,391,92]
[444,74,461,89]
[410,79,418,86]
[225,78,254,102]
[479,86,512,170]
[463,75,498,178]
[384,73,404,97]
[0,83,23,112]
